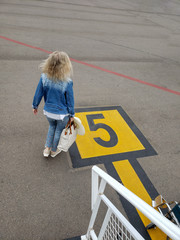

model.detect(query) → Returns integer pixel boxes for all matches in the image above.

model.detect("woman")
[32,51,75,158]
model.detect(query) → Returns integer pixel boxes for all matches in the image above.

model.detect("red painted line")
[0,36,51,54]
[1,35,180,96]
[71,58,180,95]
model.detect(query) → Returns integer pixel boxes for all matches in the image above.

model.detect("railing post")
[91,167,99,210]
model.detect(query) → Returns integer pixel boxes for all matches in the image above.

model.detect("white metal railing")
[81,166,180,240]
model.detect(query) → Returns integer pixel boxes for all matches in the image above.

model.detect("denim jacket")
[32,73,75,117]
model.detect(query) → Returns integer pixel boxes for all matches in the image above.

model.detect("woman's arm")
[65,80,75,118]
[32,76,44,112]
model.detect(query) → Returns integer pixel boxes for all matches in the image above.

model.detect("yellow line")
[113,160,167,240]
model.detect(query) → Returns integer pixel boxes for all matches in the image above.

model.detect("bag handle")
[65,118,76,135]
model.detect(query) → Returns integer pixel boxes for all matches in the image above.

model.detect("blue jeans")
[45,116,69,152]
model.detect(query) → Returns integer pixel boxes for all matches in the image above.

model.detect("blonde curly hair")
[39,51,73,81]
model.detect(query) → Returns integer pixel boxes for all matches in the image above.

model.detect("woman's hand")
[70,117,74,123]
[33,108,38,115]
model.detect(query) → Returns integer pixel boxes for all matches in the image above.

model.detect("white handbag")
[57,121,77,152]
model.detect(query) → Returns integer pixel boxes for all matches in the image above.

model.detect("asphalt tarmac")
[0,0,180,239]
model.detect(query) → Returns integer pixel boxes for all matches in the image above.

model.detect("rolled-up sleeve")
[66,81,75,117]
[32,76,44,109]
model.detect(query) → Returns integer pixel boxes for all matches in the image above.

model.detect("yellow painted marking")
[113,160,167,240]
[75,110,145,159]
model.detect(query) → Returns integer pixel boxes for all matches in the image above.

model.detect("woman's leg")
[51,116,69,152]
[45,117,57,148]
